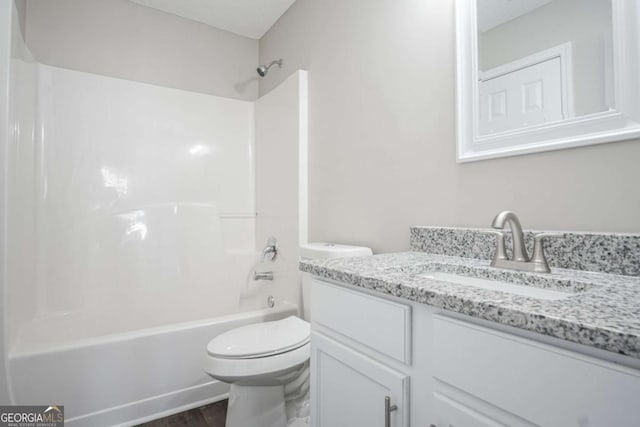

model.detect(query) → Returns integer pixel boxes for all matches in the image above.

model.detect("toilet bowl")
[205,316,311,427]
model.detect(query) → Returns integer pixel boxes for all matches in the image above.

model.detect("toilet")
[205,316,310,427]
[204,243,372,427]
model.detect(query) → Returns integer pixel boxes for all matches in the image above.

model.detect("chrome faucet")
[488,211,563,273]
[254,237,277,281]
[260,237,278,262]
[491,211,529,262]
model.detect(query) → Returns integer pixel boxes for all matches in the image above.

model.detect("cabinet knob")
[384,396,398,427]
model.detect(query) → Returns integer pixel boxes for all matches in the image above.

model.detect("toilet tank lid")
[299,243,372,259]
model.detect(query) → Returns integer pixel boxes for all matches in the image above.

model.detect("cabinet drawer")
[311,280,411,364]
[433,316,640,427]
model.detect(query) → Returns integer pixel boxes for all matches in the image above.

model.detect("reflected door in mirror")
[479,56,564,135]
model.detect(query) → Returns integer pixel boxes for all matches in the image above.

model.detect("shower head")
[257,59,283,77]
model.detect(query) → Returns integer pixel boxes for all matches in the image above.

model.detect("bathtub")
[8,303,298,426]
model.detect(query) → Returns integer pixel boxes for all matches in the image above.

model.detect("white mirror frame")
[455,0,640,162]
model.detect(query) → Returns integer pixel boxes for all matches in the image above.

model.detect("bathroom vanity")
[300,227,640,427]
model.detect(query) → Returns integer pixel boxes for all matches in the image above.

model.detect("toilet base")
[226,384,287,427]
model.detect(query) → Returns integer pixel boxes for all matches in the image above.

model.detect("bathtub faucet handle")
[261,237,278,262]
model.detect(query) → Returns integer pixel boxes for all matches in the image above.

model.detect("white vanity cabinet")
[310,278,640,427]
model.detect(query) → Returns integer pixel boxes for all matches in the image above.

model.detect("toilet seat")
[204,316,311,384]
[207,316,310,359]
[205,343,310,382]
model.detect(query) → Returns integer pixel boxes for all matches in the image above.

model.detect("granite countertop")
[299,252,640,359]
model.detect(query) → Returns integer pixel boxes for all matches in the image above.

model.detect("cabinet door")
[311,332,409,427]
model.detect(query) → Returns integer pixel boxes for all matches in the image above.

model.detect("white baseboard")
[65,380,230,427]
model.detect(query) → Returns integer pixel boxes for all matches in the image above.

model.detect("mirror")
[455,0,640,162]
[478,0,613,135]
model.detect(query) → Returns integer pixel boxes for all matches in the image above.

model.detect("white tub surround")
[253,70,309,310]
[33,65,256,331]
[0,0,19,405]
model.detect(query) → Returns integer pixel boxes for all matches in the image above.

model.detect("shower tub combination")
[3,3,308,424]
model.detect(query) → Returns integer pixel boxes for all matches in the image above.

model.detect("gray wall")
[25,0,259,100]
[259,0,640,253]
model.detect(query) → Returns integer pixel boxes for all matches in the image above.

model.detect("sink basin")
[419,271,576,300]
[385,261,595,300]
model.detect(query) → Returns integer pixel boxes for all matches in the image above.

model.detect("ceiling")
[128,0,297,39]
[477,0,553,32]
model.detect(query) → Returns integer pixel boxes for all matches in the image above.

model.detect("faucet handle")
[480,230,508,264]
[531,232,565,272]
[261,236,278,262]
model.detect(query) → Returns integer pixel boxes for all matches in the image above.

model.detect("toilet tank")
[299,243,373,321]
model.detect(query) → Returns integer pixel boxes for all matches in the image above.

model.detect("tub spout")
[253,271,274,281]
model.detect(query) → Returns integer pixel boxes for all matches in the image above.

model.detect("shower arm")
[266,59,283,69]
